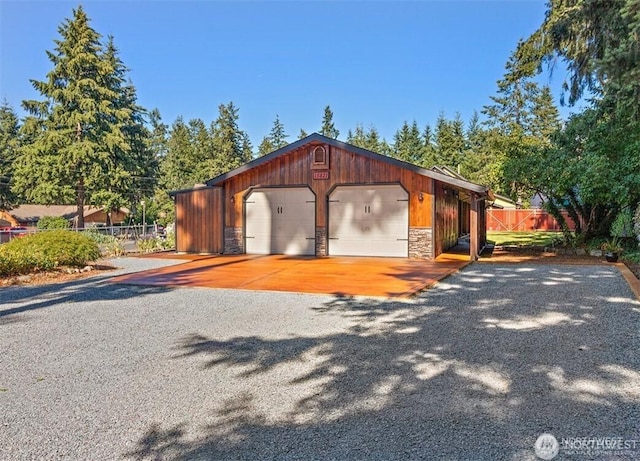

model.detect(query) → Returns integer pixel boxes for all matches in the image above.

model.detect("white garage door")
[245,187,316,255]
[328,184,409,257]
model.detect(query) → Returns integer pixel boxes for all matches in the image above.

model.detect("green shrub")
[611,209,634,238]
[104,239,126,257]
[0,230,100,276]
[136,234,174,254]
[37,216,70,230]
[622,251,640,264]
[84,230,117,245]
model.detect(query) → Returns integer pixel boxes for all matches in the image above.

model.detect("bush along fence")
[0,224,163,244]
[486,209,580,232]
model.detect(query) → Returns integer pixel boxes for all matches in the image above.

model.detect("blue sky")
[1,0,575,147]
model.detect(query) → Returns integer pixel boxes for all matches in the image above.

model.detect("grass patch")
[487,231,565,247]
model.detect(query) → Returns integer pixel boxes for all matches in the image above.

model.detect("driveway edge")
[615,262,640,301]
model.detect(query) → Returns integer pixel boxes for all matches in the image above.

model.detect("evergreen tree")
[460,111,498,187]
[346,125,367,147]
[0,101,20,210]
[257,136,274,157]
[210,102,250,172]
[96,36,158,225]
[421,124,437,167]
[240,132,254,161]
[392,121,423,164]
[268,115,288,149]
[529,86,561,142]
[481,51,563,197]
[147,108,168,160]
[434,112,465,169]
[320,105,339,139]
[365,126,391,155]
[346,124,389,154]
[14,7,149,228]
[160,117,198,191]
[298,128,308,140]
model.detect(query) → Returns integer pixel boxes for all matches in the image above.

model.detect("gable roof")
[9,205,128,223]
[175,133,491,197]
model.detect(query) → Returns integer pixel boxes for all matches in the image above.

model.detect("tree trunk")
[76,177,85,229]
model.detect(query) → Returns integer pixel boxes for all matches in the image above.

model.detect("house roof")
[172,133,492,198]
[9,205,127,222]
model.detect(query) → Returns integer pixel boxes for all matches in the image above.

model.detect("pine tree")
[147,108,168,160]
[346,124,389,154]
[0,101,20,210]
[210,102,250,171]
[298,129,308,140]
[460,111,497,187]
[421,124,437,167]
[258,136,274,157]
[160,117,198,191]
[434,112,465,169]
[346,124,367,147]
[529,86,561,142]
[240,132,254,161]
[14,7,150,228]
[95,36,157,225]
[269,115,288,149]
[392,121,423,164]
[320,105,339,139]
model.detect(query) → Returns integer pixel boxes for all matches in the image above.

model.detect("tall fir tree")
[346,124,389,154]
[258,115,288,157]
[210,102,251,172]
[434,112,465,169]
[257,137,274,157]
[14,6,149,228]
[298,128,308,140]
[0,101,20,210]
[268,115,288,149]
[147,109,168,160]
[320,105,339,139]
[160,117,199,191]
[421,124,437,167]
[392,121,423,164]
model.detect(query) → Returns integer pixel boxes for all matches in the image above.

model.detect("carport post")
[470,193,478,261]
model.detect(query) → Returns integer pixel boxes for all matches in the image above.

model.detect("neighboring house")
[488,193,518,210]
[170,133,493,261]
[1,205,128,228]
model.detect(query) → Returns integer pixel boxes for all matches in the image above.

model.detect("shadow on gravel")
[126,264,640,461]
[0,275,170,322]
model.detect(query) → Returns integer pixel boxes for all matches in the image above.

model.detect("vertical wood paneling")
[434,180,460,256]
[222,146,436,230]
[176,187,223,253]
[175,143,487,255]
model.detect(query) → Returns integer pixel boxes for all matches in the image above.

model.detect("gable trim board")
[170,133,491,260]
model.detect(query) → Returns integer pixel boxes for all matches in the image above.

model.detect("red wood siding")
[176,187,223,253]
[224,145,434,229]
[434,181,459,257]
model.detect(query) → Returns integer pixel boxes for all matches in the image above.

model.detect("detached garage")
[170,133,492,261]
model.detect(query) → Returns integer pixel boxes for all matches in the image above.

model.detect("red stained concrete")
[110,253,470,298]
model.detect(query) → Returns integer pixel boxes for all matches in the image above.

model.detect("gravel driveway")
[1,258,639,460]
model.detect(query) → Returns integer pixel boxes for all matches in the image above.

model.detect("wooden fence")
[486,209,579,232]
